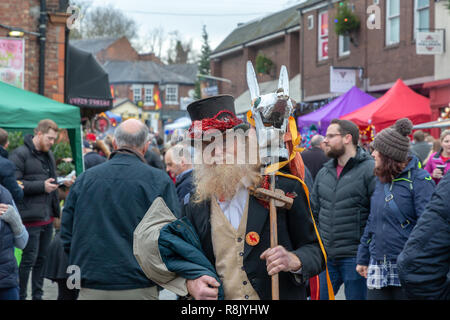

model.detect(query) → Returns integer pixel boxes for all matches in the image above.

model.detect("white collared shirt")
[217,187,249,230]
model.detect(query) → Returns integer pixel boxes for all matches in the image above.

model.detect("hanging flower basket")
[334,1,360,36]
[255,53,274,75]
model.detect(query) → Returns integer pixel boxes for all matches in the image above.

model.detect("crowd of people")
[0,95,449,301]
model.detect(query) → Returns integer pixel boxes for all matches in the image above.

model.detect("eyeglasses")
[325,133,343,140]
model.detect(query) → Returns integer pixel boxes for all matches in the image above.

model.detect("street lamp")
[8,30,24,37]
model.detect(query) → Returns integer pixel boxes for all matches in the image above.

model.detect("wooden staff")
[250,175,294,300]
[268,173,279,300]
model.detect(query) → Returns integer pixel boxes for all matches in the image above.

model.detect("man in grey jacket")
[311,119,376,300]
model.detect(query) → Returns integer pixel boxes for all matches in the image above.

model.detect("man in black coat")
[301,134,329,181]
[0,128,23,202]
[82,140,106,170]
[9,119,63,300]
[145,148,165,170]
[397,171,450,300]
[180,96,325,300]
[410,130,431,165]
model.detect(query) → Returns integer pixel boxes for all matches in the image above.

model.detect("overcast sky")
[89,0,306,55]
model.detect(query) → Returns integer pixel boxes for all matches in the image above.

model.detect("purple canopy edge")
[297,86,376,134]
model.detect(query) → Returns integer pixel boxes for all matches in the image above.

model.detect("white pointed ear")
[246,61,260,103]
[278,65,289,97]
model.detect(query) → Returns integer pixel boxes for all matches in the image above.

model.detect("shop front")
[423,78,450,138]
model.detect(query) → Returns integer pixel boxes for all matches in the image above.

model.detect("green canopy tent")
[0,81,83,174]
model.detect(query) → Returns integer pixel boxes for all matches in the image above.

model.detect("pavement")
[30,279,178,300]
[36,278,344,300]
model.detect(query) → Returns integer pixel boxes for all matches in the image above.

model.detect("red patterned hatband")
[188,110,243,139]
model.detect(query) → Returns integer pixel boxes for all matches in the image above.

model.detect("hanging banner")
[318,11,329,60]
[416,31,445,55]
[0,38,25,89]
[330,67,356,93]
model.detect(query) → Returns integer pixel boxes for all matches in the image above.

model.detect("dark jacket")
[181,174,325,300]
[311,146,376,259]
[145,149,165,170]
[61,149,181,290]
[0,185,19,289]
[397,171,450,300]
[301,147,329,180]
[0,146,23,202]
[9,135,59,222]
[356,156,435,265]
[83,151,106,170]
[159,216,224,299]
[410,141,431,165]
[175,169,193,205]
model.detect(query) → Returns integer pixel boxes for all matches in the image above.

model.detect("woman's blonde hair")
[440,129,450,141]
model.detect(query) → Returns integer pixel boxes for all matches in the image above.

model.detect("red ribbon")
[188,110,243,138]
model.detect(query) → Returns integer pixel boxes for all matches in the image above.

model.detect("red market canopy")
[340,79,431,132]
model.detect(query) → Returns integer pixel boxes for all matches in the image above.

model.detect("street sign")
[330,66,356,93]
[416,30,445,55]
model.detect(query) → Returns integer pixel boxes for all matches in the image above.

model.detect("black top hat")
[186,95,249,140]
[187,95,236,122]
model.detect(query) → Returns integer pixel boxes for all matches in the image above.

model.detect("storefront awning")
[66,44,113,116]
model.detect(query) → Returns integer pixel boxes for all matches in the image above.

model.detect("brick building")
[70,36,197,130]
[211,0,438,113]
[299,0,434,102]
[422,0,450,137]
[0,0,70,103]
[210,3,302,114]
[70,36,163,65]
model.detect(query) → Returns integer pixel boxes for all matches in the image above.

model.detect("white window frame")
[339,35,350,57]
[386,0,400,46]
[144,84,154,106]
[318,11,329,61]
[414,0,430,39]
[165,84,179,105]
[131,84,142,103]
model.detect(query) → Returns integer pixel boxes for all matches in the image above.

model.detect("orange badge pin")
[246,231,260,246]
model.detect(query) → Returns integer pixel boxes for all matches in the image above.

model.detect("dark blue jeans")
[19,223,53,300]
[0,287,19,300]
[319,257,367,300]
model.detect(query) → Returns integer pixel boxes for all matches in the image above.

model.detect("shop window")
[414,0,430,39]
[165,85,178,105]
[386,0,400,45]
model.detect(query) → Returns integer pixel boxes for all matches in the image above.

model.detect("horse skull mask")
[246,61,294,166]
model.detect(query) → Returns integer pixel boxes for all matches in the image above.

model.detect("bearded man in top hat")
[134,95,325,300]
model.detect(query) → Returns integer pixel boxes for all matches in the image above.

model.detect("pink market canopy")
[297,86,376,134]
